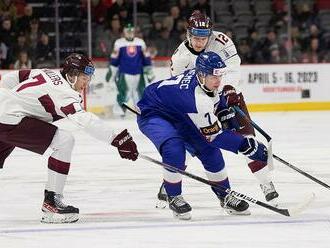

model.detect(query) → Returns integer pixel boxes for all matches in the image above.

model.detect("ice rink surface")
[0,111,329,248]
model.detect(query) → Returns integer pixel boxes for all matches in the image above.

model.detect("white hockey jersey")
[0,69,115,143]
[170,31,241,86]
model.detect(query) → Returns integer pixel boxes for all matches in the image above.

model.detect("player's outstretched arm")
[67,111,138,161]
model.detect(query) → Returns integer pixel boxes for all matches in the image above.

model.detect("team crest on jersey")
[126,45,137,57]
[200,122,221,136]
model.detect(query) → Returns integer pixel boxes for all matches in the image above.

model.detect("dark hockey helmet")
[62,53,95,77]
[196,51,226,77]
[124,23,135,41]
[187,10,213,37]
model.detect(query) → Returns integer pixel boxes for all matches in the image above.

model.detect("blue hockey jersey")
[137,69,244,153]
[110,37,151,75]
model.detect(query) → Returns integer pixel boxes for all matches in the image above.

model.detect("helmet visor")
[84,65,95,76]
[190,28,211,37]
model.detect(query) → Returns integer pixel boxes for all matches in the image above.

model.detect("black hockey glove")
[239,137,268,162]
[111,129,139,161]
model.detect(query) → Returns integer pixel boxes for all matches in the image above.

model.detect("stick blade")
[287,192,316,216]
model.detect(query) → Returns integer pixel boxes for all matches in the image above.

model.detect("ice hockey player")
[137,51,271,220]
[106,23,155,117]
[0,53,138,223]
[157,10,278,207]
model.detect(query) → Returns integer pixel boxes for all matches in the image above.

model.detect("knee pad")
[160,138,186,170]
[49,129,75,161]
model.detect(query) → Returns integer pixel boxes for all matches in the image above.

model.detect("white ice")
[0,111,329,248]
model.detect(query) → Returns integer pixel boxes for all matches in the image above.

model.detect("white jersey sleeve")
[170,42,193,76]
[0,71,20,89]
[67,111,116,143]
[187,87,222,141]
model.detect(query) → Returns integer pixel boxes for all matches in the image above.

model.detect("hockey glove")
[111,129,138,161]
[222,85,241,107]
[215,107,240,131]
[238,137,268,162]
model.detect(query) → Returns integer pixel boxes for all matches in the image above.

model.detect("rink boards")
[85,63,330,114]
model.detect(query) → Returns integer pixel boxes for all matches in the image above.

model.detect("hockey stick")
[233,106,330,190]
[139,154,315,217]
[122,103,314,216]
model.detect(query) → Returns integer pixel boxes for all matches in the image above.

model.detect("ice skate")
[220,193,251,215]
[41,190,79,224]
[155,182,168,209]
[260,181,279,206]
[168,195,192,220]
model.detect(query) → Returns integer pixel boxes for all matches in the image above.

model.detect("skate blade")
[223,208,251,216]
[41,212,79,224]
[155,199,167,209]
[172,211,192,220]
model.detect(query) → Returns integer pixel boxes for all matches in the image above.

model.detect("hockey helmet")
[187,10,213,37]
[196,51,226,77]
[124,23,135,41]
[62,53,95,77]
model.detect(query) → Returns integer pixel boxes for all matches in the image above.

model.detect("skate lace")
[224,194,241,207]
[260,182,275,195]
[54,194,68,208]
[171,196,187,207]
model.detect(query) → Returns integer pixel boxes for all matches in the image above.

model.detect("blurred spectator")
[192,0,211,17]
[301,37,322,63]
[12,31,30,59]
[94,14,121,57]
[295,3,316,30]
[0,0,17,20]
[238,39,252,64]
[0,16,16,47]
[269,44,284,63]
[315,0,330,10]
[118,5,132,25]
[13,0,25,17]
[163,5,181,34]
[0,36,10,68]
[137,0,152,14]
[150,27,179,56]
[35,32,54,64]
[106,0,129,22]
[177,0,191,20]
[80,0,112,24]
[27,18,42,50]
[302,24,323,50]
[259,30,283,63]
[148,20,162,40]
[13,50,31,69]
[16,4,34,33]
[149,0,169,12]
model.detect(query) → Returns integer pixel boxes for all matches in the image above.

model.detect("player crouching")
[135,52,275,219]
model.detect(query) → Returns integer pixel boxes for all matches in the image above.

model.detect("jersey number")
[204,112,212,125]
[16,74,46,92]
[157,74,185,89]
[215,34,229,45]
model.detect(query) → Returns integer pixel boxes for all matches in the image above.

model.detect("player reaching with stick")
[0,53,138,223]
